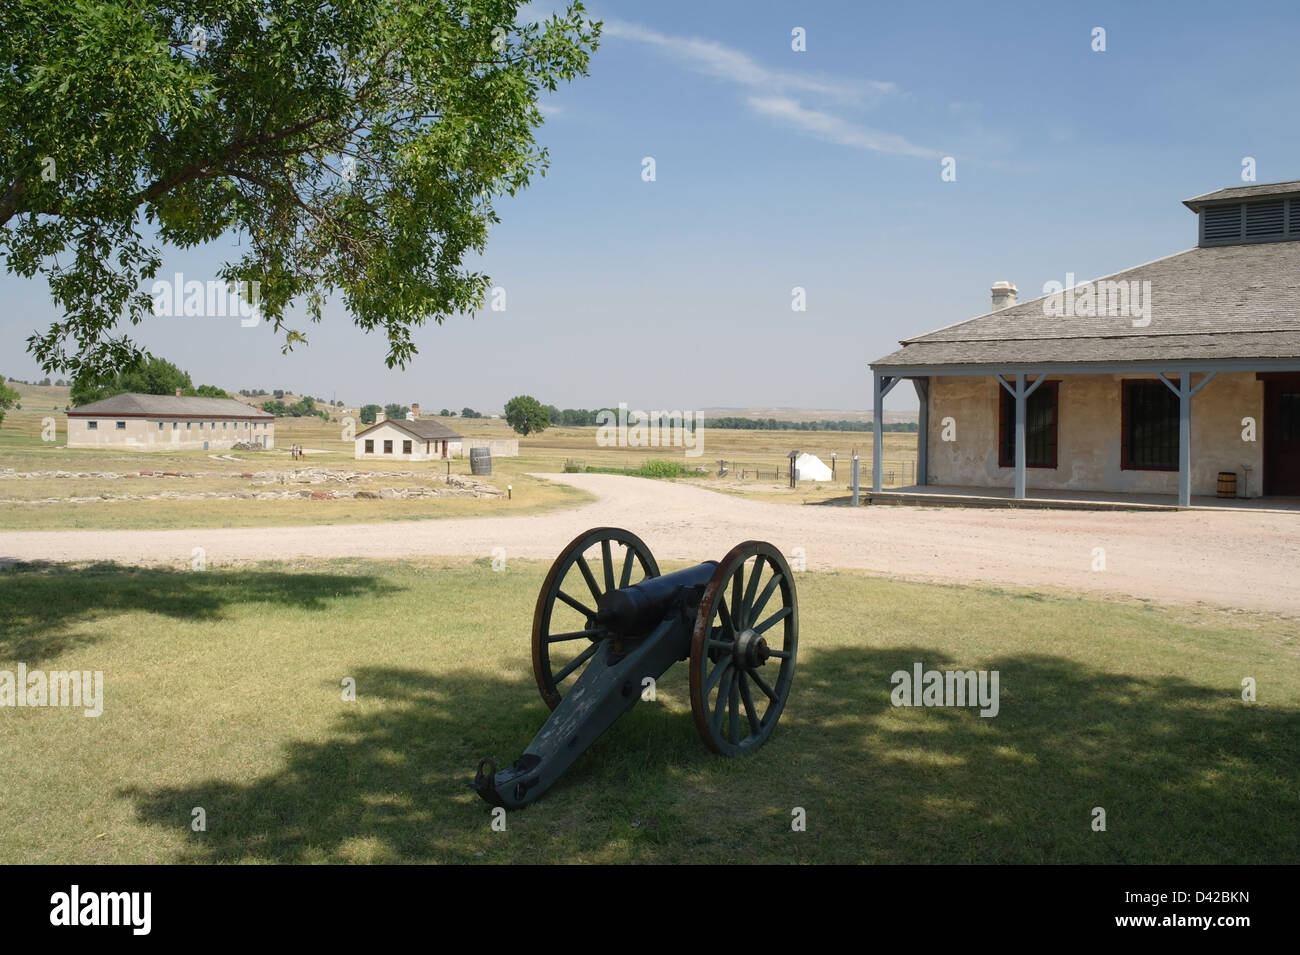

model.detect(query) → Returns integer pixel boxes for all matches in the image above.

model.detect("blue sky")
[4,0,1300,413]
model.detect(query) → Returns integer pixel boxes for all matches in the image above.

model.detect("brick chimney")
[376,409,386,423]
[175,387,182,397]
[991,281,1018,311]
[410,403,420,420]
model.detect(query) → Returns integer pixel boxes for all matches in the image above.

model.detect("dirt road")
[3,473,1298,614]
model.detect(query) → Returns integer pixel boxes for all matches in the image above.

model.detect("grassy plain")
[1,556,1294,864]
[0,384,916,530]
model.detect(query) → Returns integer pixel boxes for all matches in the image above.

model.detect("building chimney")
[175,387,182,397]
[376,410,386,423]
[991,281,1018,311]
[410,403,420,420]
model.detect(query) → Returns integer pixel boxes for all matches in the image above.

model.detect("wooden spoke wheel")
[689,541,798,755]
[532,527,660,710]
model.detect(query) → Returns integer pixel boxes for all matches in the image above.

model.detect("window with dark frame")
[364,439,374,453]
[87,421,97,430]
[383,440,393,454]
[402,440,412,454]
[998,381,1059,469]
[1122,380,1179,470]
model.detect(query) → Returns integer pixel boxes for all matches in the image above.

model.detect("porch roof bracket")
[997,372,1047,397]
[1156,370,1217,397]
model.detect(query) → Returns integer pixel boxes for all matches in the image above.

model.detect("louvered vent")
[1245,200,1285,237]
[1202,204,1242,243]
[1201,198,1300,246]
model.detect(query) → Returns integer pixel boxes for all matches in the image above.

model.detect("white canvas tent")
[794,452,832,482]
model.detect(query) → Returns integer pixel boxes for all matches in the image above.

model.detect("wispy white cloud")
[604,18,938,160]
[603,19,890,105]
[748,96,941,159]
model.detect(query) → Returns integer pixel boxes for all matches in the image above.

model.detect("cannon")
[473,527,799,809]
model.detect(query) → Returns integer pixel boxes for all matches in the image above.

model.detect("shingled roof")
[357,417,462,441]
[67,393,273,417]
[872,241,1300,370]
[1182,180,1300,210]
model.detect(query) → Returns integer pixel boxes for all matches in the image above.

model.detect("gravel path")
[3,473,1298,615]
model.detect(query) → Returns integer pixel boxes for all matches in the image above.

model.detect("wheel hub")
[733,628,771,668]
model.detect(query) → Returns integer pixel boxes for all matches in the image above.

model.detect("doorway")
[1263,374,1300,496]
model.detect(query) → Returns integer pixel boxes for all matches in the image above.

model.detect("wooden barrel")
[469,446,492,476]
[1217,471,1237,499]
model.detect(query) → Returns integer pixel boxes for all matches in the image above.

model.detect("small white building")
[66,393,275,450]
[355,415,463,461]
[794,452,833,481]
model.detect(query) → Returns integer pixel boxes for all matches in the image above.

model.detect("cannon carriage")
[473,527,799,808]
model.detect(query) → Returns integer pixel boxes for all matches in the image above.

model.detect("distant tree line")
[262,396,330,419]
[533,404,917,432]
[5,377,70,387]
[702,417,917,432]
[237,389,344,407]
[357,404,482,424]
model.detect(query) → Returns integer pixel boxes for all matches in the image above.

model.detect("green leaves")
[503,394,550,437]
[1,0,600,378]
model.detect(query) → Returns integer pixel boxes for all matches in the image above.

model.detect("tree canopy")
[1,1,600,380]
[68,355,228,405]
[0,378,20,426]
[503,394,547,436]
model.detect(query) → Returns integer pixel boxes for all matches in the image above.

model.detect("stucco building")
[66,393,275,450]
[354,407,463,461]
[870,180,1300,506]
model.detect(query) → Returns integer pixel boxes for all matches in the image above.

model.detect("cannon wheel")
[689,541,798,756]
[532,527,660,710]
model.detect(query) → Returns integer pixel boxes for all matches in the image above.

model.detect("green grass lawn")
[1,559,1295,864]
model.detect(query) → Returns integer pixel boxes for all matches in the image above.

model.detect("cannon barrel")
[595,561,717,637]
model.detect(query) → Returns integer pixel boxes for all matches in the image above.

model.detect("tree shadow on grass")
[124,648,1300,864]
[0,561,398,663]
[125,665,544,864]
[764,645,1300,864]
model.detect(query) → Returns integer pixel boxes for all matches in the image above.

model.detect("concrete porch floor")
[859,484,1300,512]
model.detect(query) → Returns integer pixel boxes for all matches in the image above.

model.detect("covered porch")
[870,359,1300,509]
[860,483,1300,512]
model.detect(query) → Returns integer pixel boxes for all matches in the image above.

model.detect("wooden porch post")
[1158,371,1216,507]
[872,373,901,492]
[912,377,929,486]
[997,373,1047,500]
